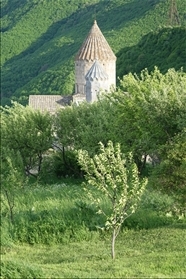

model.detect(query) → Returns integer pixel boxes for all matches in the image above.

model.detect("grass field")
[1,226,186,278]
[1,180,186,278]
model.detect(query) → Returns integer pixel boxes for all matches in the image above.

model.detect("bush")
[150,130,186,215]
[51,150,82,178]
[141,188,175,213]
[38,149,82,182]
[12,206,97,245]
[123,209,174,230]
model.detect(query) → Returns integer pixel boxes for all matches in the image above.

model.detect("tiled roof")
[29,95,72,114]
[75,20,116,61]
[85,60,108,81]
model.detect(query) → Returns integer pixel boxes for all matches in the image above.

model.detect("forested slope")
[1,0,186,105]
[117,27,186,77]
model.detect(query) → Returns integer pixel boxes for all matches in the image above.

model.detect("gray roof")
[75,20,116,61]
[29,95,72,114]
[85,60,108,81]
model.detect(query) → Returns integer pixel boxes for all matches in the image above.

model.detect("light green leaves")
[78,140,147,240]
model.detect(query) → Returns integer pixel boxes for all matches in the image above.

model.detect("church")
[73,20,116,103]
[29,20,116,112]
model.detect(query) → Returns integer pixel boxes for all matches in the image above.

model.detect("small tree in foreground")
[78,141,147,259]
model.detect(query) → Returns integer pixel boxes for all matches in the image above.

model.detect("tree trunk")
[38,153,43,173]
[111,228,116,260]
[140,154,147,173]
[5,190,14,223]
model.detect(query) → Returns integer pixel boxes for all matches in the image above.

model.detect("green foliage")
[12,209,93,245]
[1,147,25,222]
[55,68,186,209]
[1,102,54,176]
[111,67,186,206]
[113,67,186,162]
[124,210,173,230]
[78,141,147,258]
[1,182,97,245]
[1,0,186,105]
[124,185,180,229]
[55,98,117,156]
[1,260,43,279]
[141,188,175,213]
[1,179,181,248]
[117,27,186,78]
[49,149,82,178]
[150,129,186,212]
[0,219,14,255]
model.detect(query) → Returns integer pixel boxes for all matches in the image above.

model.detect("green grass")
[1,227,186,278]
[1,179,186,278]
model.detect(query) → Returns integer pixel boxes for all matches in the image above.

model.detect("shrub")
[123,209,174,230]
[12,206,96,245]
[42,150,82,178]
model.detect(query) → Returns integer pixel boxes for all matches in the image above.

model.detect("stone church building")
[29,20,116,112]
[74,20,116,103]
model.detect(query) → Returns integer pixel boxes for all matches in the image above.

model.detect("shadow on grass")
[9,202,183,245]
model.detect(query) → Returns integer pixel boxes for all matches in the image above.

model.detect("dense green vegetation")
[117,26,186,77]
[1,0,186,105]
[1,181,186,278]
[1,68,186,277]
[1,0,186,277]
[2,68,185,207]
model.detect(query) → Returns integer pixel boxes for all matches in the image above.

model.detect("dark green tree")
[112,67,186,169]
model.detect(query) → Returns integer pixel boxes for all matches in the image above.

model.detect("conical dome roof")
[75,20,116,61]
[85,60,108,81]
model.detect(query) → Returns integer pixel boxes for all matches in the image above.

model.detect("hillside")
[116,26,186,78]
[1,0,186,106]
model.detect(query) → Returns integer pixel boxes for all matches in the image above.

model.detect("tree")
[109,67,186,210]
[54,97,120,176]
[78,141,147,259]
[55,98,117,155]
[1,147,25,223]
[151,129,186,213]
[111,67,186,171]
[1,102,54,177]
